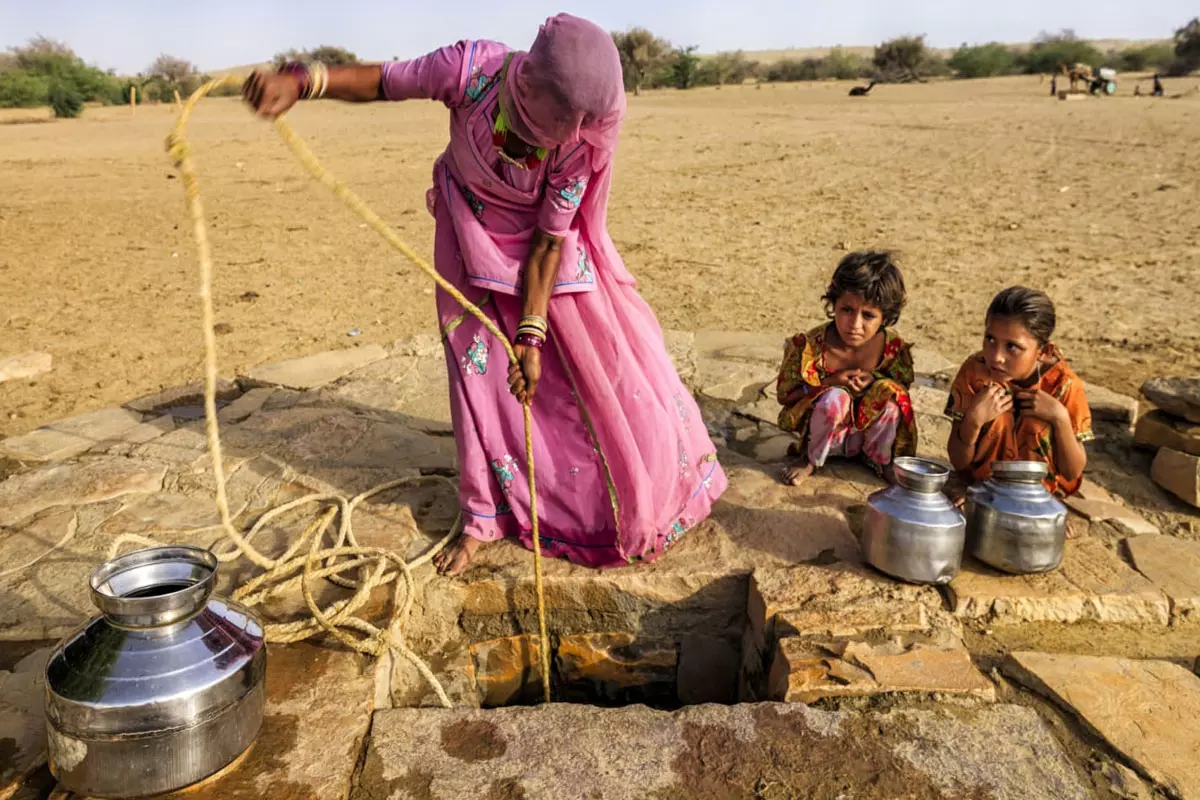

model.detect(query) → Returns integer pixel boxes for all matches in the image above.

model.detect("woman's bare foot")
[780,460,816,486]
[432,535,484,577]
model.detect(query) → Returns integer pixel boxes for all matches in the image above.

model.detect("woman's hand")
[966,383,1013,426]
[507,345,542,405]
[1015,388,1067,424]
[242,70,300,119]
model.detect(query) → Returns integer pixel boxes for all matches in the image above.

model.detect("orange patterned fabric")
[776,323,917,463]
[944,351,1094,496]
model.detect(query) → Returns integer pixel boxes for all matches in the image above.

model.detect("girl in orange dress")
[945,286,1092,497]
[776,252,917,484]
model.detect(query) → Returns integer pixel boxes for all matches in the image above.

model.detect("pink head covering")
[501,13,626,155]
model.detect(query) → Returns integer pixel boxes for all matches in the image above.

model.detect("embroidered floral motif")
[465,70,494,102]
[491,454,517,491]
[497,499,511,514]
[573,246,594,283]
[557,177,587,209]
[461,334,490,376]
[665,516,693,548]
[459,184,485,221]
[678,440,689,479]
[568,466,580,476]
[674,393,691,427]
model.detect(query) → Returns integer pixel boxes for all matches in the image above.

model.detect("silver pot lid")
[991,460,1050,483]
[892,457,951,493]
[45,547,266,737]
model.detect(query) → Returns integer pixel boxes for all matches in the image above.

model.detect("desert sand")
[1,75,1198,437]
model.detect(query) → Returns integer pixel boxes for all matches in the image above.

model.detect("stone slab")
[1004,651,1200,800]
[358,702,1089,800]
[733,389,780,426]
[0,351,52,384]
[0,648,53,796]
[1141,376,1200,424]
[124,378,240,414]
[768,636,995,703]
[469,635,545,708]
[0,428,93,463]
[910,384,950,417]
[1086,383,1139,427]
[693,331,787,402]
[947,538,1170,625]
[243,345,388,391]
[51,643,377,800]
[556,632,677,705]
[911,347,956,383]
[1126,535,1200,621]
[217,387,277,424]
[0,457,166,528]
[1135,410,1200,457]
[1063,497,1159,536]
[1,402,145,461]
[1152,447,1199,508]
[327,337,453,433]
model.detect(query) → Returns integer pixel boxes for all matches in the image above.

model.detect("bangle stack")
[279,61,329,100]
[515,315,548,349]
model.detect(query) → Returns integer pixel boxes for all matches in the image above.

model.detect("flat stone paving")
[0,332,1197,799]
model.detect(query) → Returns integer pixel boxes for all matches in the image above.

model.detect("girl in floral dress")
[776,252,917,484]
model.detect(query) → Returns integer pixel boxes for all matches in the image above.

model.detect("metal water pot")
[45,546,266,798]
[862,457,967,585]
[966,461,1067,574]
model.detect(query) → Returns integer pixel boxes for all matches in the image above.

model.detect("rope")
[160,75,553,706]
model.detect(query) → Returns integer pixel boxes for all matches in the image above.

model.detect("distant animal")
[849,81,876,97]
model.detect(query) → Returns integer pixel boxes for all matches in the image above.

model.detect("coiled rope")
[142,75,552,706]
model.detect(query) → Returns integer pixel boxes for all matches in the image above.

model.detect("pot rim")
[893,456,950,492]
[991,460,1050,483]
[89,545,218,628]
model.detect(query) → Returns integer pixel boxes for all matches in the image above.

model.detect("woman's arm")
[506,230,563,404]
[322,65,386,102]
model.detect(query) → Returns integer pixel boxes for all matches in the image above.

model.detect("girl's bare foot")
[945,483,967,509]
[432,535,483,577]
[780,460,815,486]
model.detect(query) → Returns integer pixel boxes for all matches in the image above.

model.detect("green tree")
[146,54,200,100]
[1170,17,1200,75]
[948,43,1017,78]
[1018,30,1103,75]
[2,36,119,105]
[0,70,50,107]
[1112,44,1175,72]
[873,35,931,82]
[47,78,83,117]
[272,45,359,68]
[611,28,672,95]
[671,46,700,90]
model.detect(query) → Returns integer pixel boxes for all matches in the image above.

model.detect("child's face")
[983,316,1047,384]
[832,293,884,347]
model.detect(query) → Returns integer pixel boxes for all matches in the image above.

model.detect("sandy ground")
[1,75,1198,437]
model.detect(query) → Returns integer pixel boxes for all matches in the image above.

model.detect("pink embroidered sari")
[381,29,726,567]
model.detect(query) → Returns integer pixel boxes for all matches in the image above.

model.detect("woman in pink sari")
[244,14,726,574]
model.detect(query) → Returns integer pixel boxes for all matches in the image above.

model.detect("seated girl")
[945,286,1092,498]
[776,251,917,485]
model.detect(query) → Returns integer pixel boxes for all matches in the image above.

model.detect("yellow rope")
[162,75,553,706]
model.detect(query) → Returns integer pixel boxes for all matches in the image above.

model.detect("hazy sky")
[0,0,1189,74]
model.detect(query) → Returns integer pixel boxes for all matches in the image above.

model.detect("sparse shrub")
[1017,30,1103,74]
[0,69,50,107]
[1112,44,1175,72]
[874,35,932,82]
[612,28,672,94]
[47,79,83,118]
[948,43,1018,78]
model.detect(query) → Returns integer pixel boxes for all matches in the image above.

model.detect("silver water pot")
[966,461,1067,574]
[862,457,967,585]
[45,546,266,798]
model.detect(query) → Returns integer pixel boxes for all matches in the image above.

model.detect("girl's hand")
[507,345,542,405]
[828,369,870,392]
[966,383,1013,425]
[1015,388,1066,424]
[243,70,300,119]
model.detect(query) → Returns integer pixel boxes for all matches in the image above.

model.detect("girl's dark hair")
[822,251,907,328]
[986,286,1057,346]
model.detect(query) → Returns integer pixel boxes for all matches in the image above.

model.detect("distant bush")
[761,48,871,83]
[874,35,933,82]
[948,43,1018,78]
[612,28,673,94]
[1168,17,1200,75]
[1112,44,1175,72]
[273,45,359,69]
[0,69,51,107]
[47,79,83,118]
[1018,30,1104,74]
[695,50,761,86]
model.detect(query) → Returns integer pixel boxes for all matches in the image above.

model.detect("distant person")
[944,287,1091,503]
[776,252,917,486]
[241,14,727,575]
[1153,73,1164,97]
[1050,75,1058,96]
